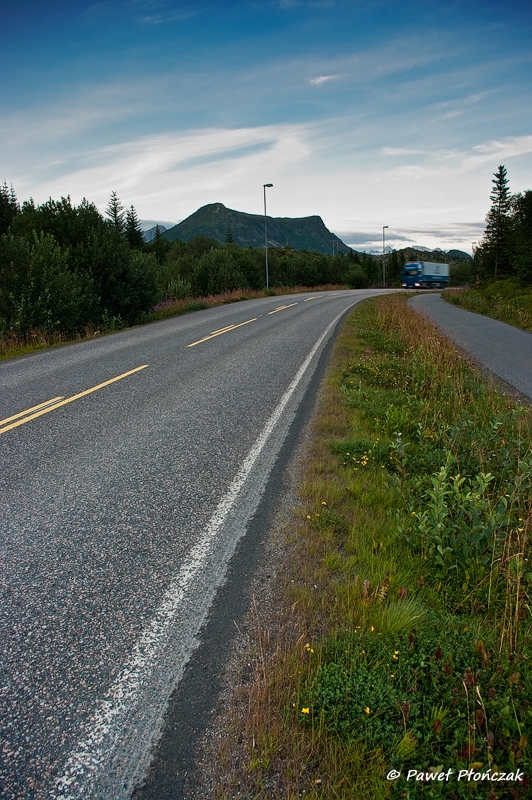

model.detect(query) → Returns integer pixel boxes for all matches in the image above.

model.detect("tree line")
[474,165,532,284]
[0,186,387,336]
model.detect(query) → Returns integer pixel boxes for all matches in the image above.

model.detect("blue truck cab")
[401,261,449,289]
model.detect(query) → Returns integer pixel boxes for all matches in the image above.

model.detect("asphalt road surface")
[409,293,532,402]
[1,289,396,800]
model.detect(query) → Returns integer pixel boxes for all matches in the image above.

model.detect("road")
[409,293,532,402]
[0,289,395,800]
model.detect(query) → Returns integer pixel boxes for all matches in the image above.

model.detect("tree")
[225,225,234,244]
[125,205,145,249]
[482,165,513,278]
[0,181,20,236]
[106,191,125,233]
[191,248,247,296]
[148,224,171,264]
[510,190,532,284]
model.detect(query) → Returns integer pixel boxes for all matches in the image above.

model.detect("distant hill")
[401,246,473,262]
[447,249,473,261]
[162,203,351,255]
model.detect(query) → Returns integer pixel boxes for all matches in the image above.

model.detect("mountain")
[162,203,351,255]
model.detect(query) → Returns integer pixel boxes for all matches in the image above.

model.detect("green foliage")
[346,265,369,289]
[297,296,532,795]
[449,260,473,286]
[1,192,163,333]
[0,231,94,333]
[302,619,532,789]
[166,276,192,301]
[191,247,248,295]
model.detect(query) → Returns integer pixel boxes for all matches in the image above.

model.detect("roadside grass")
[444,279,532,332]
[218,293,531,799]
[0,284,346,361]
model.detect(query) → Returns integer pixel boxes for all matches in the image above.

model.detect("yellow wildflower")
[301,707,310,714]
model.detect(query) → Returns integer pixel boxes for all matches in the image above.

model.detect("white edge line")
[52,307,347,799]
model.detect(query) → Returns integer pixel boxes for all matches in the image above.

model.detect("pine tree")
[510,190,532,284]
[482,164,512,278]
[0,181,20,236]
[125,205,145,249]
[106,191,125,233]
[151,224,170,264]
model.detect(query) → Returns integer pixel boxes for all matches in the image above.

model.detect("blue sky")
[2,0,531,253]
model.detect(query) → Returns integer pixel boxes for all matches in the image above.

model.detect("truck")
[401,261,450,289]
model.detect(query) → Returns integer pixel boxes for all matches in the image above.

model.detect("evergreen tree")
[225,225,234,244]
[386,250,401,285]
[0,181,20,236]
[482,165,513,278]
[150,224,171,264]
[125,205,145,249]
[510,190,532,284]
[106,191,125,233]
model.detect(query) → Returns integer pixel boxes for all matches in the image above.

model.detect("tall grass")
[215,293,531,799]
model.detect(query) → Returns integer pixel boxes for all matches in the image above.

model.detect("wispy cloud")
[13,124,315,219]
[430,89,493,122]
[381,147,426,156]
[471,135,532,160]
[382,135,532,181]
[308,74,341,86]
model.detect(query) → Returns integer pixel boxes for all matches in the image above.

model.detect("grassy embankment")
[0,284,345,361]
[217,293,531,799]
[444,279,532,332]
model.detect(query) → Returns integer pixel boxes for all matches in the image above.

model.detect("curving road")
[409,293,532,402]
[0,289,395,800]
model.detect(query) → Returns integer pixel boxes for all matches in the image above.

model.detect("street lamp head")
[383,225,388,229]
[264,183,273,188]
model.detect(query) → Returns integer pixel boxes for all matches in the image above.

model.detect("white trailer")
[401,261,450,289]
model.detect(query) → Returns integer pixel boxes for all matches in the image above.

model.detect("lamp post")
[382,225,389,286]
[263,183,273,290]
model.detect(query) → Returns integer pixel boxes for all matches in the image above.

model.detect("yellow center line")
[210,324,237,335]
[187,318,257,347]
[304,296,319,302]
[268,302,298,315]
[0,396,64,427]
[0,365,149,436]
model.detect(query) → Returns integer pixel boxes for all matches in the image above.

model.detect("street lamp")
[382,225,389,286]
[263,183,273,290]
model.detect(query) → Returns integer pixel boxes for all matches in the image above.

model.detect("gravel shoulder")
[185,426,311,799]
